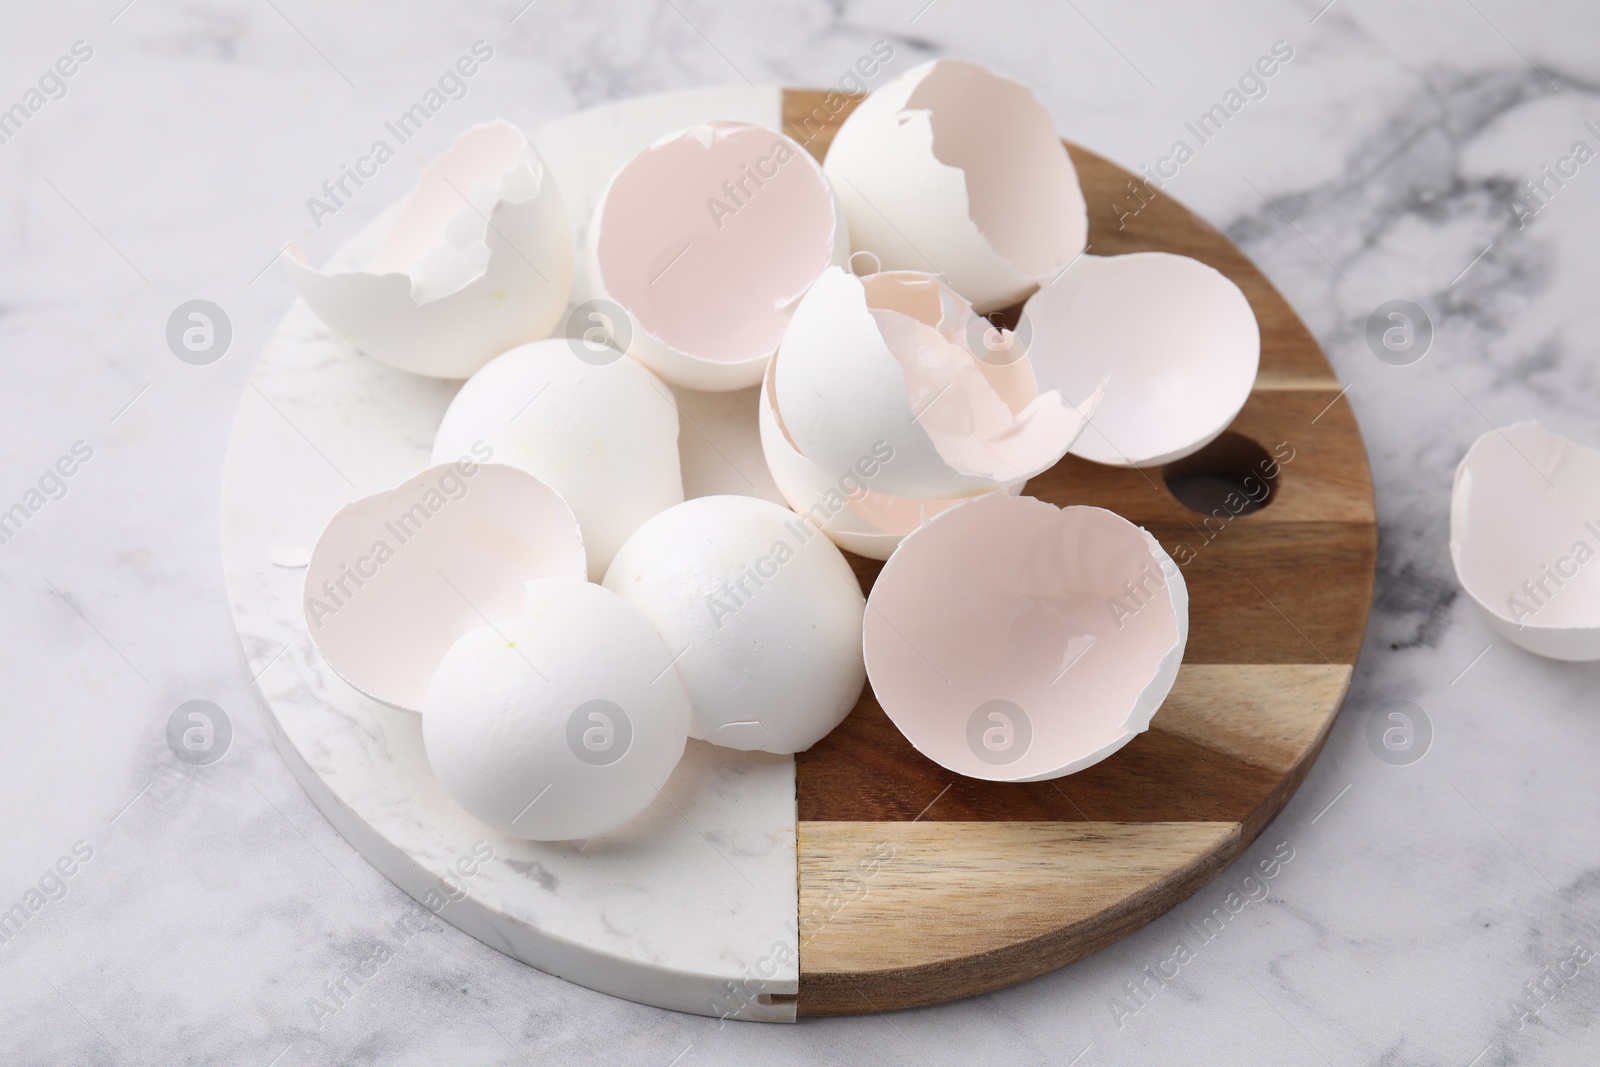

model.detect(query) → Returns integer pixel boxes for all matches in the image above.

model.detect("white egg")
[432,338,683,581]
[1451,421,1600,661]
[824,58,1087,312]
[863,492,1187,783]
[1024,252,1260,467]
[772,266,1096,502]
[303,463,586,712]
[602,495,865,753]
[422,578,691,841]
[285,120,573,379]
[586,122,848,391]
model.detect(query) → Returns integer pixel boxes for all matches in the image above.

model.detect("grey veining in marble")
[3,1,1600,1064]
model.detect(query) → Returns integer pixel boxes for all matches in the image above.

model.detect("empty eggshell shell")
[303,463,585,712]
[284,120,573,380]
[431,338,683,581]
[1024,252,1260,468]
[1450,422,1600,661]
[757,357,1021,560]
[864,492,1188,782]
[823,58,1087,312]
[586,122,848,391]
[602,495,866,753]
[774,266,1095,501]
[422,578,691,841]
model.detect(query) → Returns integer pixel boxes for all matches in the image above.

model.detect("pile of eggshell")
[292,59,1263,842]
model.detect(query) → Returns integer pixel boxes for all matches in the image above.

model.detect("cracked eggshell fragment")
[823,58,1087,313]
[1450,422,1600,661]
[602,495,865,753]
[757,357,1022,560]
[757,356,899,560]
[586,122,848,391]
[864,493,1187,782]
[1025,252,1259,468]
[773,266,1094,502]
[422,578,691,841]
[303,463,585,712]
[285,120,573,379]
[431,338,683,581]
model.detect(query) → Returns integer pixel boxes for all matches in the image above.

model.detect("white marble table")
[2,1,1599,1064]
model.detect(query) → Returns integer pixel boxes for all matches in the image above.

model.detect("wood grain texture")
[780,89,1376,1015]
[796,821,1239,1010]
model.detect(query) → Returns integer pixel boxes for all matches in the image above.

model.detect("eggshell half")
[303,463,585,712]
[823,58,1087,312]
[285,120,573,379]
[1025,252,1260,468]
[431,338,683,581]
[864,493,1188,782]
[423,578,691,841]
[1450,422,1600,661]
[587,122,848,391]
[774,266,1093,500]
[602,495,866,753]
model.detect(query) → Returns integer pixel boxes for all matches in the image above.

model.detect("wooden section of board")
[781,89,1377,1015]
[796,821,1240,1011]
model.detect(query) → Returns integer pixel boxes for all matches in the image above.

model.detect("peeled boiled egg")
[864,492,1187,782]
[823,58,1087,312]
[422,578,691,841]
[431,338,683,580]
[1450,422,1600,661]
[602,495,865,753]
[586,121,848,391]
[772,265,1097,502]
[285,120,573,379]
[1025,252,1260,467]
[303,462,586,712]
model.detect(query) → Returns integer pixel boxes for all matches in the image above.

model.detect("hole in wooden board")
[1161,431,1278,516]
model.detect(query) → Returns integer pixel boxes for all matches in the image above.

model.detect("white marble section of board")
[531,85,783,304]
[221,89,800,1023]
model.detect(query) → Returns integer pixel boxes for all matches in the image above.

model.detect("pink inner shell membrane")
[597,124,836,365]
[859,271,1038,414]
[908,60,1081,279]
[371,120,529,276]
[867,300,1073,483]
[861,271,968,338]
[304,464,584,711]
[865,494,1178,779]
[1455,423,1600,630]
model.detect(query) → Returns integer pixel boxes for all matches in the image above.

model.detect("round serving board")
[221,85,1374,1023]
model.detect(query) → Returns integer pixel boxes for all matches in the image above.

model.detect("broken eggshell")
[757,356,1022,561]
[1450,422,1600,661]
[1025,252,1260,468]
[772,266,1097,502]
[586,121,848,391]
[864,492,1188,782]
[823,58,1087,313]
[602,495,865,753]
[303,462,586,712]
[422,577,691,841]
[285,120,573,380]
[431,338,683,581]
